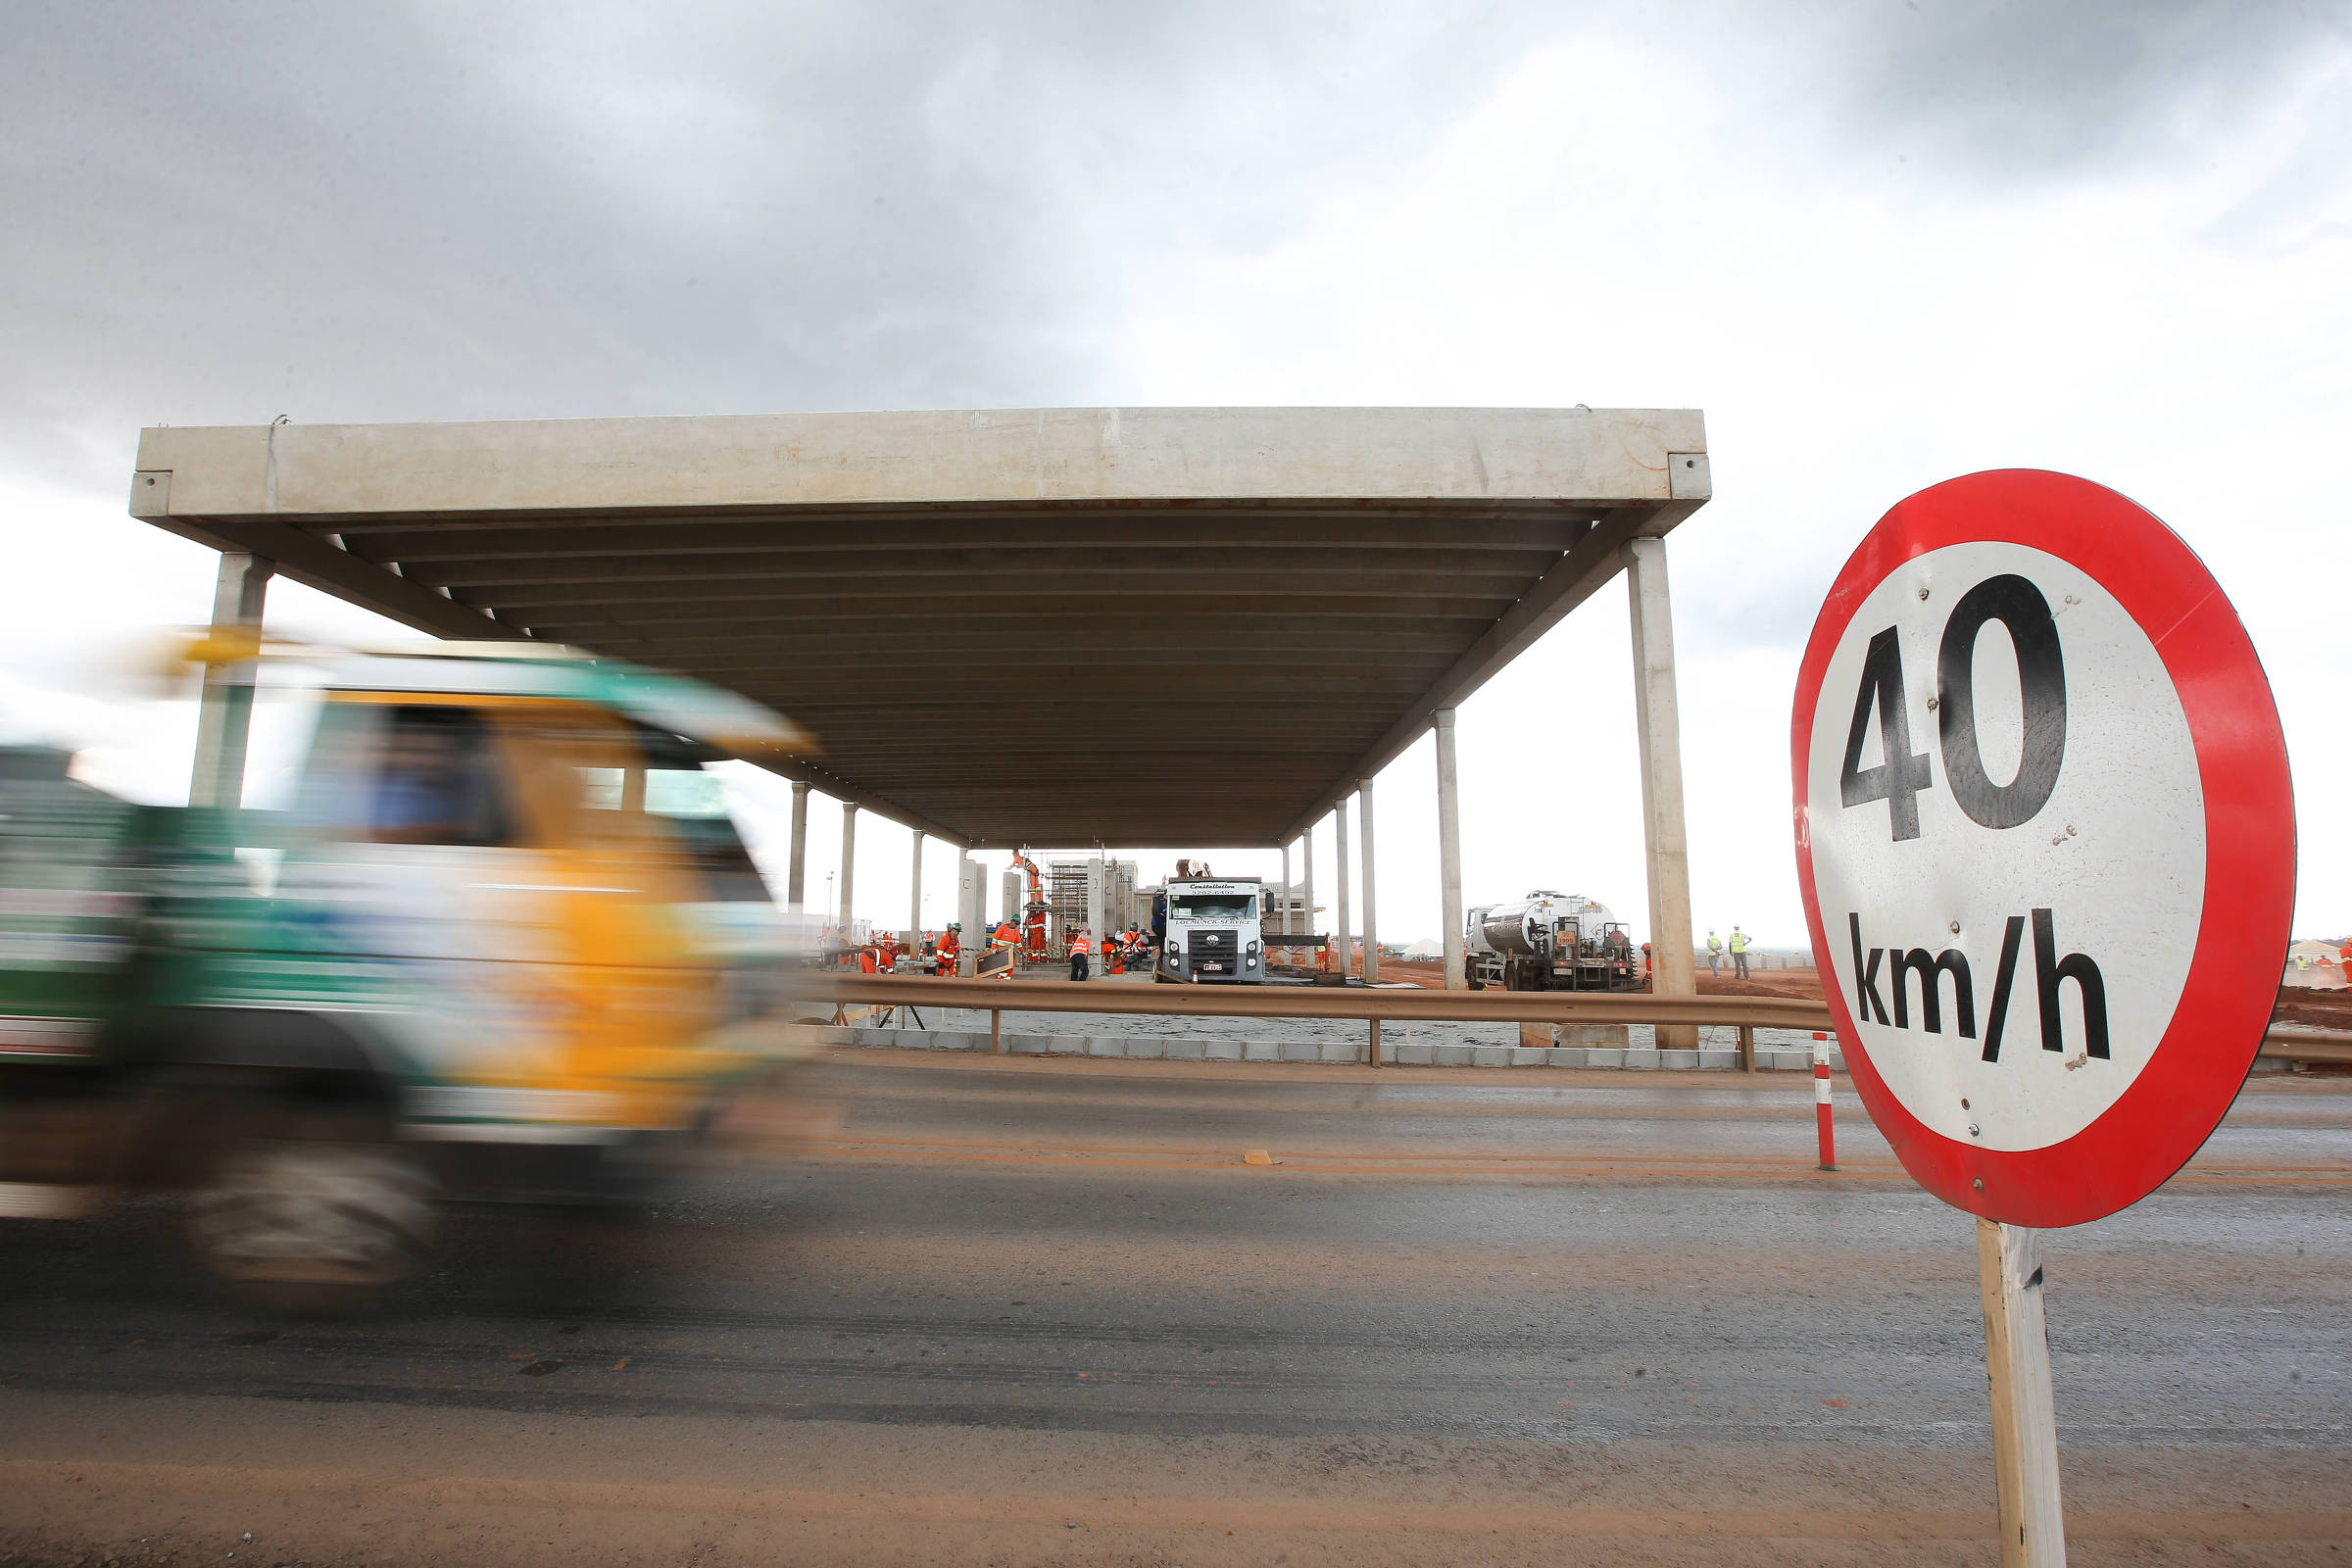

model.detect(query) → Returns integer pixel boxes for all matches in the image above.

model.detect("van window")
[365,706,513,847]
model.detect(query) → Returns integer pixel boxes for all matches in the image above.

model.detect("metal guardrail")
[806,975,1833,1029]
[2261,1028,2352,1065]
[804,975,2352,1068]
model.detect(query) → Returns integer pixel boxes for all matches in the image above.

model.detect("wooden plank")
[1977,1219,2068,1567]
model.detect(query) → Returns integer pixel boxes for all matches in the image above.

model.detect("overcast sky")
[3,0,2345,948]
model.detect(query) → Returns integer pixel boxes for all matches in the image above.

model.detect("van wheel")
[187,1106,434,1315]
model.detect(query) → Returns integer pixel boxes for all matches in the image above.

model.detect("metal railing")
[802,975,2352,1069]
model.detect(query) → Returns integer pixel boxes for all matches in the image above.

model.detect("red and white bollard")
[1812,1031,1838,1172]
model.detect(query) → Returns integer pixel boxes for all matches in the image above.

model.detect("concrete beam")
[1626,536,1698,1051]
[1358,776,1379,986]
[1437,709,1465,992]
[1303,831,1315,958]
[132,408,1706,517]
[1333,801,1352,980]
[906,831,925,947]
[1275,486,1707,845]
[1087,858,1104,976]
[756,760,969,849]
[839,802,857,935]
[786,781,810,910]
[133,471,518,642]
[956,858,984,975]
[188,553,271,808]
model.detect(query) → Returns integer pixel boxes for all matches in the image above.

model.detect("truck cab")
[1155,879,1265,984]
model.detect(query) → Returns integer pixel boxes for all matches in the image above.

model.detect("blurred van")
[0,643,815,1308]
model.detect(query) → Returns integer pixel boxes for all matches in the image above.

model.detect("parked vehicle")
[1154,874,1267,984]
[1463,890,1642,991]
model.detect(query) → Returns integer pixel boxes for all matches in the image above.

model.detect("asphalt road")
[2,1052,2347,1566]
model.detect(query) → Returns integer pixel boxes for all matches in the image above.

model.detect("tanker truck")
[1462,890,1642,992]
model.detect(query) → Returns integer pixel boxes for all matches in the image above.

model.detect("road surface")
[2,1050,2347,1565]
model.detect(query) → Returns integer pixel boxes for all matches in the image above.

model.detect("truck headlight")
[1246,941,1259,955]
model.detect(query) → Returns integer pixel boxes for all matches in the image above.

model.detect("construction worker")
[936,922,961,976]
[1729,925,1751,981]
[1068,928,1092,983]
[988,918,1019,979]
[1705,930,1723,979]
[1105,932,1125,976]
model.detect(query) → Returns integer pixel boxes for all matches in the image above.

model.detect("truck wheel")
[186,1106,433,1314]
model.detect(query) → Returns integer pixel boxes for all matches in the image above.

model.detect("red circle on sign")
[1791,470,2294,1227]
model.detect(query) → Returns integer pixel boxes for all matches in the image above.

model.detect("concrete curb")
[801,1023,1846,1071]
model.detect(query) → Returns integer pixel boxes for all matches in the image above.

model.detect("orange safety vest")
[858,949,879,974]
[1070,935,1092,956]
[994,923,1017,946]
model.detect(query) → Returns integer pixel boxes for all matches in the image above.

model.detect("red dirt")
[1375,951,2347,1035]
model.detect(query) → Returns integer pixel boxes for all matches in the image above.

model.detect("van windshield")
[1171,894,1255,921]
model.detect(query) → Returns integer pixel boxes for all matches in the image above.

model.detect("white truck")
[1463,890,1642,992]
[1154,877,1267,984]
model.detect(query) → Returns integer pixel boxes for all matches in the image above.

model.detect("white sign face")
[1801,541,2206,1152]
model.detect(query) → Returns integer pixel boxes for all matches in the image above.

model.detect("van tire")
[185,1103,433,1315]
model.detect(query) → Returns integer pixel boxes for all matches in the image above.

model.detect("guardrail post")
[991,1008,1002,1054]
[1737,1023,1754,1071]
[1369,1018,1381,1067]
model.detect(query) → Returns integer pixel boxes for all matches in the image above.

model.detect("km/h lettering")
[1847,910,2108,1062]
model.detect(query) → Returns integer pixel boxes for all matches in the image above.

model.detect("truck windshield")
[1171,895,1254,921]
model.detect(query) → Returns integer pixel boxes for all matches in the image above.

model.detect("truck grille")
[1188,929,1238,975]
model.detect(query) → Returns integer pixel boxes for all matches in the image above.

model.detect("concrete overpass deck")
[132,405,1708,1009]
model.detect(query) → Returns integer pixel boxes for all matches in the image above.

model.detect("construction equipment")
[1007,850,1053,961]
[1463,891,1642,992]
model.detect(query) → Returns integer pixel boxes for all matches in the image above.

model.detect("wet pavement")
[2,1051,2346,1564]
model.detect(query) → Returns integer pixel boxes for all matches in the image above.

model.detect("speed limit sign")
[1793,470,2294,1228]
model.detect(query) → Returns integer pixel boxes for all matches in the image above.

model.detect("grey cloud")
[0,0,1548,488]
[4,0,2339,504]
[1786,0,2345,180]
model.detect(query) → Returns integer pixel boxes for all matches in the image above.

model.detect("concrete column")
[1086,858,1104,976]
[1302,831,1315,956]
[785,781,810,910]
[839,802,857,936]
[1437,709,1465,991]
[1333,801,1352,979]
[1357,776,1380,985]
[906,831,924,948]
[956,857,984,975]
[188,552,272,808]
[1625,536,1698,1050]
[1280,844,1294,934]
